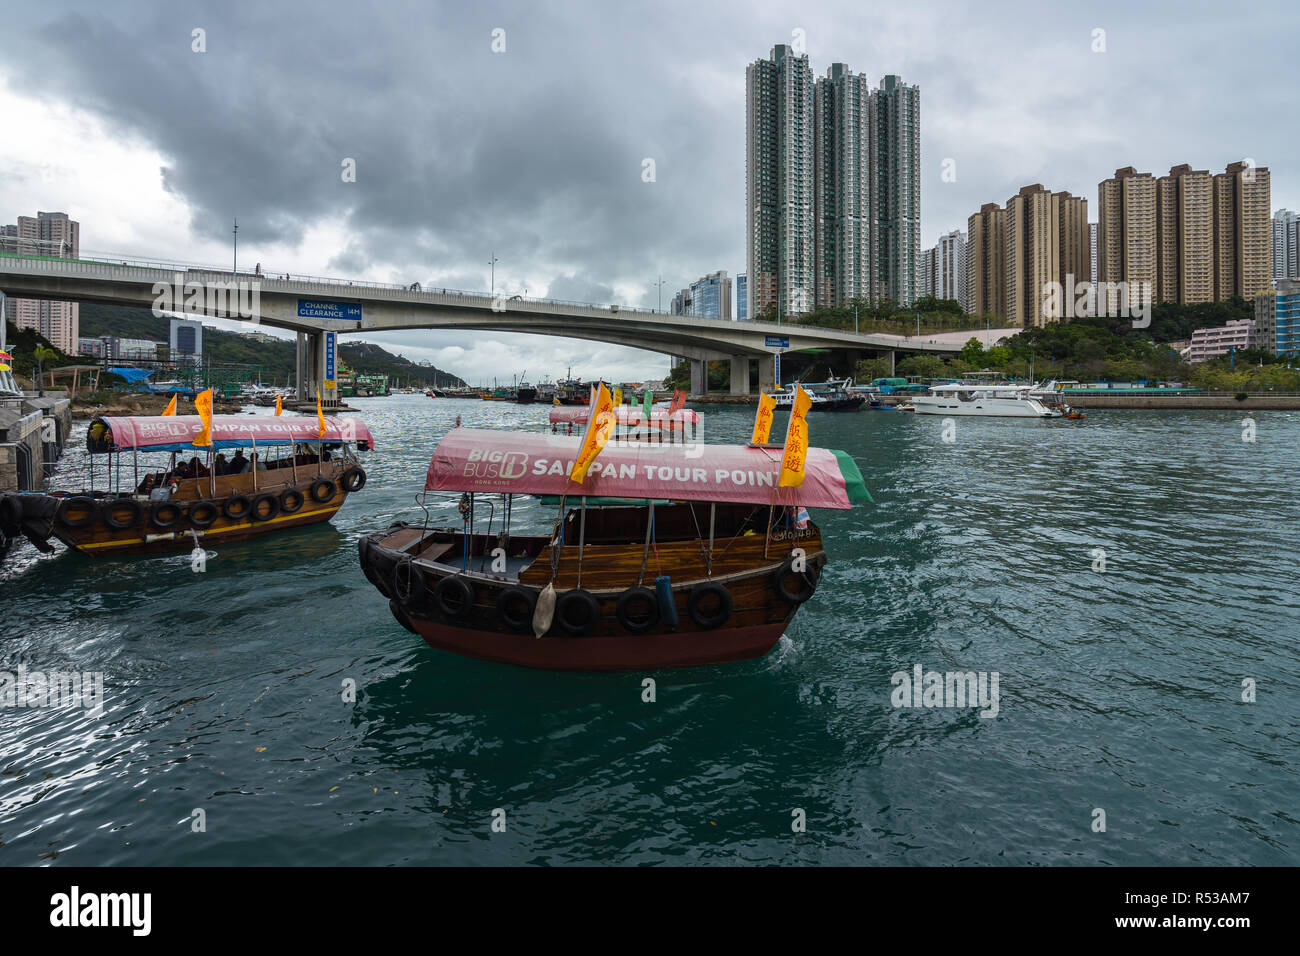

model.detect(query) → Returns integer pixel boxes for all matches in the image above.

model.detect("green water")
[1,398,1297,865]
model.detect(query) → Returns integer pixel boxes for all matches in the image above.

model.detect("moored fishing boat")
[357,426,870,671]
[0,414,373,556]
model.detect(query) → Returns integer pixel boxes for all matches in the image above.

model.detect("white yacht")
[910,382,1061,418]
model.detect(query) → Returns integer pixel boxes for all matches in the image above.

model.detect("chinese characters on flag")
[778,385,812,487]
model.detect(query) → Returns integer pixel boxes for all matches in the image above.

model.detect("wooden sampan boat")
[548,404,700,439]
[0,414,374,556]
[358,427,870,670]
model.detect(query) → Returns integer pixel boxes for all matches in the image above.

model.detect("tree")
[854,356,893,381]
[34,345,56,398]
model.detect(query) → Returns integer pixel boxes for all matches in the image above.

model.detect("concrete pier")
[0,392,73,492]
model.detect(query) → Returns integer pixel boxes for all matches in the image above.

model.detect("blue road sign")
[765,335,790,349]
[298,298,362,321]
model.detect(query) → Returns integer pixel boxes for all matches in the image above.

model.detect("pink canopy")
[549,405,700,426]
[423,427,867,509]
[94,415,375,451]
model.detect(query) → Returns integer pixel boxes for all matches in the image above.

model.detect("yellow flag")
[275,393,283,416]
[194,388,214,447]
[751,392,776,444]
[613,386,623,406]
[316,390,327,438]
[569,381,615,484]
[778,385,812,487]
[162,394,177,416]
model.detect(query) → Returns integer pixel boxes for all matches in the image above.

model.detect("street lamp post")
[653,275,666,312]
[488,253,499,295]
[232,219,238,274]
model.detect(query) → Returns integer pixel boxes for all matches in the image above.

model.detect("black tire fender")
[496,586,537,632]
[391,558,429,606]
[341,466,367,493]
[188,500,219,528]
[150,501,183,529]
[687,582,733,629]
[431,573,474,618]
[102,497,142,530]
[310,478,336,503]
[250,493,280,522]
[58,496,99,529]
[615,586,660,634]
[556,588,601,637]
[773,556,818,604]
[279,488,304,514]
[222,494,252,520]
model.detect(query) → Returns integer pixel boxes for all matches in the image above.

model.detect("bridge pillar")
[889,349,896,376]
[757,354,776,394]
[689,359,707,397]
[295,331,340,407]
[729,357,750,396]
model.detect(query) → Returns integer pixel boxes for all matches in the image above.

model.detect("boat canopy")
[548,405,700,426]
[89,415,375,453]
[424,427,870,509]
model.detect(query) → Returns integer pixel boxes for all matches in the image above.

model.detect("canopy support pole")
[576,497,587,587]
[707,502,716,577]
[251,436,258,493]
[636,501,654,587]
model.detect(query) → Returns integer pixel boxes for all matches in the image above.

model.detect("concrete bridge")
[0,251,968,400]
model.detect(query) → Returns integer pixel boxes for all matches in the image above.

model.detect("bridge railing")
[2,249,679,317]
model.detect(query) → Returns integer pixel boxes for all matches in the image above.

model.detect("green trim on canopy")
[830,449,873,503]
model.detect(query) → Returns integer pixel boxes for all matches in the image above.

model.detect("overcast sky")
[2,0,1295,383]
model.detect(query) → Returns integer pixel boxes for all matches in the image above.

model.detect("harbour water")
[2,398,1297,865]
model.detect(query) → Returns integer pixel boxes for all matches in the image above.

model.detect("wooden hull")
[360,505,827,671]
[39,458,361,556]
[407,616,786,670]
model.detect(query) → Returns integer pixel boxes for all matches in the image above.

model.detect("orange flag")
[162,394,177,416]
[569,381,615,483]
[668,389,685,414]
[778,385,812,487]
[750,392,776,444]
[274,393,283,416]
[316,390,327,438]
[194,388,214,447]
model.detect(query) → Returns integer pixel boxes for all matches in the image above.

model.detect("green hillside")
[77,303,465,387]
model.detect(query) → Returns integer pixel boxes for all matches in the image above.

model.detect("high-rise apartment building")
[1005,185,1060,328]
[1101,162,1270,309]
[670,271,733,320]
[746,45,814,321]
[1,211,81,353]
[736,273,748,319]
[965,203,1006,318]
[814,63,876,309]
[1215,160,1271,301]
[747,47,919,318]
[1273,210,1300,279]
[872,75,921,306]
[1089,223,1098,296]
[1097,167,1157,314]
[965,188,1085,326]
[920,230,966,304]
[1056,191,1090,289]
[1154,165,1214,304]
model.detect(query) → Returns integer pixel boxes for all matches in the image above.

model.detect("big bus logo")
[464,449,528,480]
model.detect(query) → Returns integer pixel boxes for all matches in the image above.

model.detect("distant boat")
[910,383,1061,418]
[767,378,864,411]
